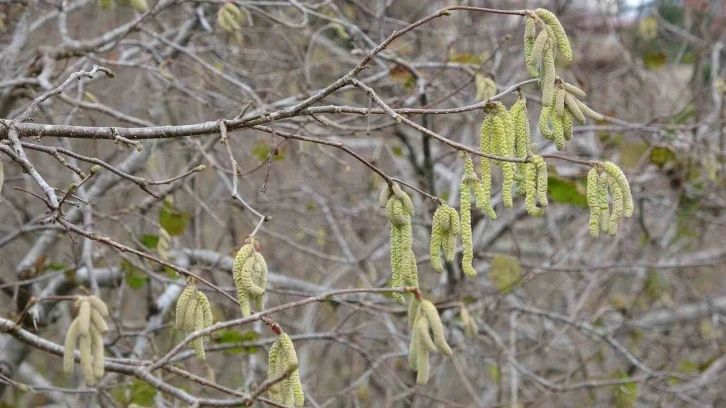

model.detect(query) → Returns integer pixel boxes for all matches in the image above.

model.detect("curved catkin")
[511,97,530,159]
[530,30,549,76]
[80,334,94,386]
[525,163,544,217]
[491,115,507,165]
[408,297,420,330]
[524,17,537,77]
[606,174,624,235]
[175,286,194,330]
[184,292,198,333]
[586,168,601,237]
[87,296,109,317]
[502,162,515,207]
[563,111,574,141]
[242,256,265,297]
[539,106,554,140]
[267,340,281,401]
[378,185,392,208]
[598,173,610,232]
[555,88,566,117]
[223,2,242,22]
[253,252,268,292]
[78,300,91,337]
[534,156,549,206]
[90,309,108,333]
[575,98,604,121]
[564,82,586,98]
[192,305,206,360]
[430,209,445,273]
[420,300,452,356]
[385,197,409,227]
[278,334,303,407]
[460,179,477,278]
[603,162,634,217]
[541,46,556,105]
[392,183,414,216]
[552,114,565,151]
[63,320,79,374]
[90,326,104,379]
[535,8,572,62]
[196,292,213,339]
[564,93,586,124]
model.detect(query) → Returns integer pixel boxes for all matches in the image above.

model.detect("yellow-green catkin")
[479,115,497,219]
[218,4,242,32]
[575,98,604,121]
[586,168,601,237]
[491,115,507,166]
[460,159,477,278]
[603,162,634,217]
[563,111,573,141]
[598,172,610,233]
[552,111,565,150]
[408,299,452,385]
[533,156,549,207]
[539,106,554,140]
[64,296,109,385]
[475,73,497,101]
[232,241,267,316]
[524,162,544,217]
[530,30,549,77]
[564,92,586,124]
[430,205,447,273]
[535,8,573,62]
[555,86,566,117]
[541,46,556,105]
[383,183,416,304]
[606,174,624,236]
[442,206,460,263]
[129,0,147,12]
[268,333,304,407]
[564,82,586,98]
[524,17,538,77]
[460,306,479,338]
[175,285,195,330]
[78,300,91,337]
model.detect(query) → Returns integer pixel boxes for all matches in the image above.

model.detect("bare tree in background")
[0,0,725,407]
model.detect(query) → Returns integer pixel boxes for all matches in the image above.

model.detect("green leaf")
[547,177,588,208]
[612,370,638,408]
[251,141,285,163]
[121,260,147,290]
[214,330,260,354]
[649,147,677,167]
[619,141,648,169]
[391,146,404,157]
[488,255,521,293]
[48,262,67,271]
[130,378,157,406]
[642,50,666,69]
[159,200,190,236]
[140,234,159,249]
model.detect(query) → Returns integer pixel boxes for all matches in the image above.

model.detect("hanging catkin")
[408,298,453,385]
[524,17,538,77]
[63,296,109,386]
[381,183,417,304]
[460,156,478,277]
[233,239,268,315]
[174,284,214,360]
[535,8,573,62]
[268,333,305,406]
[478,113,497,220]
[586,168,601,237]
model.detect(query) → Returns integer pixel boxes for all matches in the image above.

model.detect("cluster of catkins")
[380,183,418,304]
[407,298,452,385]
[217,3,244,33]
[232,237,268,316]
[63,296,109,386]
[479,97,549,218]
[474,73,497,102]
[586,162,634,237]
[174,285,214,360]
[524,9,603,150]
[267,333,305,406]
[429,203,460,274]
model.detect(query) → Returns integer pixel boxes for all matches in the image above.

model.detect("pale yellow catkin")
[90,326,105,379]
[78,299,91,337]
[420,300,452,356]
[535,8,573,62]
[63,320,80,374]
[175,285,195,330]
[80,334,94,386]
[87,296,109,317]
[586,168,601,237]
[90,309,108,333]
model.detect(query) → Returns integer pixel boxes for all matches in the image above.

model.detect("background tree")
[0,0,725,407]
